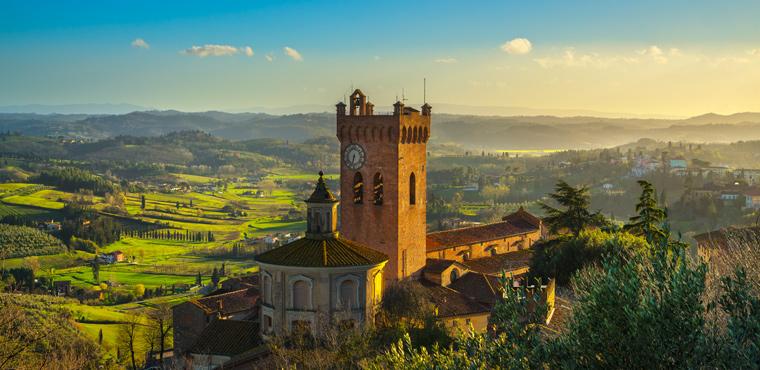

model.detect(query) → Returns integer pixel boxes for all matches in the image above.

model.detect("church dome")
[254,236,388,268]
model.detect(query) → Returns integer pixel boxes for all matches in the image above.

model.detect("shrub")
[70,236,98,253]
[529,229,648,285]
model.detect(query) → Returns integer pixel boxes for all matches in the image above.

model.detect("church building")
[256,89,548,337]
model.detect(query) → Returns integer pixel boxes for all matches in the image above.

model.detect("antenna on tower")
[401,88,407,103]
[423,78,427,104]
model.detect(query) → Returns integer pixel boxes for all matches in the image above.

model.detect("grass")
[1,188,71,209]
[172,173,218,184]
[0,183,34,193]
[0,202,63,218]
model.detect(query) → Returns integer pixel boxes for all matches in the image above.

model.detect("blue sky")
[2,0,760,116]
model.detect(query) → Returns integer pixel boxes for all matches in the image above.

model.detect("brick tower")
[336,89,431,283]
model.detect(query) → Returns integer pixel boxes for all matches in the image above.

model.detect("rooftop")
[427,216,539,252]
[448,272,501,308]
[425,258,463,274]
[306,171,337,203]
[464,249,533,276]
[189,319,259,356]
[255,236,388,267]
[189,287,259,316]
[418,279,491,318]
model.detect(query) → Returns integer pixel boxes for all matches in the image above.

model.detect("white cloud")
[283,46,303,61]
[637,45,669,64]
[534,48,639,69]
[243,46,254,57]
[265,53,274,62]
[182,44,240,57]
[131,38,149,49]
[434,57,458,64]
[501,38,532,55]
[373,55,381,61]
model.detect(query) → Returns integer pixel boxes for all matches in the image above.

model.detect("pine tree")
[540,180,607,236]
[624,180,667,245]
[98,328,103,345]
[196,271,202,286]
[140,195,146,210]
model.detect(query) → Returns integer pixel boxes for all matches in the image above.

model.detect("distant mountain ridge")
[2,110,760,150]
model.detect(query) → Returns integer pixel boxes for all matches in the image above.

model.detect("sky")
[2,0,760,117]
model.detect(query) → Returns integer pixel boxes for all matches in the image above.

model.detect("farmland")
[0,223,67,258]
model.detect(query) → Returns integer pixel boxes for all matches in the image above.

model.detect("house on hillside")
[744,188,760,209]
[735,168,760,185]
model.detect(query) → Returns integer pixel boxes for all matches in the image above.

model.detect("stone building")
[172,287,259,356]
[426,207,543,263]
[255,172,388,337]
[180,90,552,360]
[337,89,431,282]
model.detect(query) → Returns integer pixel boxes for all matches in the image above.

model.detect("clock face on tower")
[344,144,366,170]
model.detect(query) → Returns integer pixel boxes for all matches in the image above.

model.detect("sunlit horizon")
[3,0,760,117]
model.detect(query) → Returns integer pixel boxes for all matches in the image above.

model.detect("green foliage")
[529,229,649,285]
[0,293,106,368]
[548,248,708,369]
[71,236,98,253]
[33,167,118,195]
[624,180,668,245]
[716,268,760,367]
[0,223,66,258]
[540,180,608,236]
[366,278,548,370]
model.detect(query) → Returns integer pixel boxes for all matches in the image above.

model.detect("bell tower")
[336,89,431,282]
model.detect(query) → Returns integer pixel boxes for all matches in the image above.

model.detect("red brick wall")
[338,110,430,282]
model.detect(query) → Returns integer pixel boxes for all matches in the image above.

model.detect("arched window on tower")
[401,127,407,143]
[353,172,363,204]
[373,173,384,205]
[409,173,416,205]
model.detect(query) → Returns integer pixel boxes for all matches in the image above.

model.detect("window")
[450,268,459,283]
[373,172,383,205]
[409,173,416,205]
[401,127,407,143]
[264,315,273,333]
[262,274,272,305]
[293,280,310,310]
[402,249,407,277]
[353,172,363,204]
[490,246,498,256]
[339,279,358,309]
[462,251,471,261]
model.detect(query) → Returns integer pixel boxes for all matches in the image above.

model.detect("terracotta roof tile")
[192,287,259,315]
[424,258,461,274]
[426,209,540,251]
[464,250,533,276]
[418,279,490,318]
[448,272,501,308]
[189,320,259,356]
[255,236,388,267]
